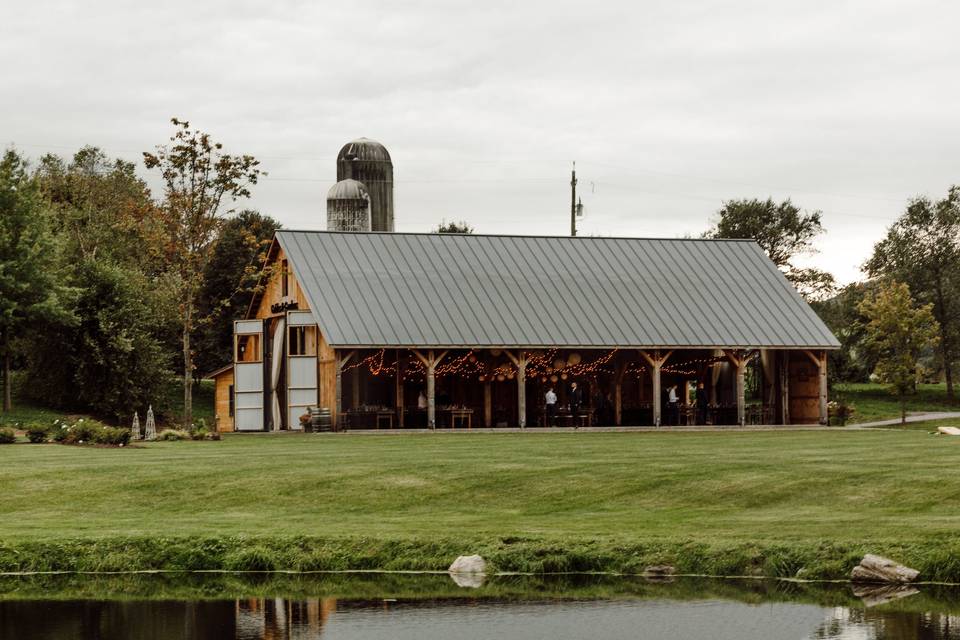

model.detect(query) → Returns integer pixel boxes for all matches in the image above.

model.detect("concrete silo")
[326,178,371,232]
[336,138,393,232]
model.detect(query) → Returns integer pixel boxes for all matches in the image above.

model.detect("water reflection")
[3,575,960,640]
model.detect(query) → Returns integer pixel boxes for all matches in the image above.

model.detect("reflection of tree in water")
[236,598,338,639]
[813,607,960,639]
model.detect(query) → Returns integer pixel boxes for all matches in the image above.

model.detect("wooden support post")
[505,350,528,428]
[818,351,828,425]
[395,350,404,428]
[614,361,626,426]
[412,349,447,429]
[335,350,356,430]
[351,364,360,410]
[639,350,671,427]
[483,377,492,427]
[736,361,746,426]
[779,351,790,425]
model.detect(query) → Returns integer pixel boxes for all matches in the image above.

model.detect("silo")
[326,179,371,232]
[336,138,393,232]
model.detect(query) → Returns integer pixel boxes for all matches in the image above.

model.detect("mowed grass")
[3,430,960,547]
[838,382,958,423]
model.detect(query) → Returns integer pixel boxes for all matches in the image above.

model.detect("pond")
[1,573,959,639]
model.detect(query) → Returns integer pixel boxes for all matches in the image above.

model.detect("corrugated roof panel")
[276,231,840,349]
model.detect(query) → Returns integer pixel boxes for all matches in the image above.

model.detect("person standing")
[666,384,679,426]
[696,381,709,425]
[569,381,583,418]
[545,386,558,427]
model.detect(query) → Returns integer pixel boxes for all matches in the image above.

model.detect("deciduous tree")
[434,220,474,234]
[864,187,960,399]
[0,149,74,412]
[143,119,263,428]
[858,281,940,424]
[704,198,835,299]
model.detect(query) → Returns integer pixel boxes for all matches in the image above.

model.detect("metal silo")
[336,138,393,232]
[326,179,371,232]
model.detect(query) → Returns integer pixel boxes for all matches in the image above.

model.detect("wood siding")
[213,369,235,432]
[253,246,311,319]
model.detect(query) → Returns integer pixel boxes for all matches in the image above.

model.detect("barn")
[209,230,839,432]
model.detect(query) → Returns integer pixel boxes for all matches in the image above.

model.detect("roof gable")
[275,230,839,349]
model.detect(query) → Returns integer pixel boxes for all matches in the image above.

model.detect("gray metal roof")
[275,230,840,350]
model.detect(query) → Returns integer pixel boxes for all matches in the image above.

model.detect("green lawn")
[2,430,959,544]
[836,382,958,423]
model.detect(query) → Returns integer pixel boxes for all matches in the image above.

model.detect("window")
[288,326,317,356]
[228,384,235,417]
[235,334,262,363]
[281,259,289,297]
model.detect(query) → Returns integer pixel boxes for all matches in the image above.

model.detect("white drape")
[271,318,286,431]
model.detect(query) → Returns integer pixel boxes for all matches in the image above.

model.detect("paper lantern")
[545,367,554,375]
[491,349,502,357]
[567,353,581,366]
[478,375,486,382]
[541,376,547,383]
[507,372,515,380]
[560,373,568,380]
[552,358,565,370]
[468,354,477,363]
[496,374,506,382]
[550,375,559,383]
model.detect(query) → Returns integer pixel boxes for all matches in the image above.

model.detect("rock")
[938,426,960,436]
[449,571,486,588]
[449,554,486,575]
[850,554,919,584]
[643,564,676,577]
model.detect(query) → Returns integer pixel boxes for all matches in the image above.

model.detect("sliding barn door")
[286,310,318,430]
[233,319,266,431]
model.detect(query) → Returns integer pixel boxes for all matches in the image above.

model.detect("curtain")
[271,317,286,431]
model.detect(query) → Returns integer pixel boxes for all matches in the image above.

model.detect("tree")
[858,281,940,424]
[0,149,73,412]
[864,187,960,399]
[704,198,835,299]
[434,220,474,234]
[23,261,176,421]
[194,210,280,375]
[811,282,877,383]
[143,119,263,428]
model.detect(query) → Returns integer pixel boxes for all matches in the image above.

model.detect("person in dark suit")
[569,381,583,417]
[696,381,709,425]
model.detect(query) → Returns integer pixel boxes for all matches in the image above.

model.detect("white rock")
[938,426,960,436]
[850,554,919,583]
[448,554,486,575]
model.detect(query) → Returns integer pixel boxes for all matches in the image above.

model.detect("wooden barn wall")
[318,332,337,420]
[788,352,820,424]
[253,246,311,320]
[214,370,235,432]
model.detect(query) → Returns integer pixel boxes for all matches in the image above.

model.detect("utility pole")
[570,161,577,237]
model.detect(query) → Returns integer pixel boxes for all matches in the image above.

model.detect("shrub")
[191,428,208,441]
[26,424,49,444]
[94,426,131,446]
[64,421,98,445]
[0,427,15,444]
[157,429,191,441]
[51,424,70,443]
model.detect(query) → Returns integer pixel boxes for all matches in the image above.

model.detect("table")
[447,409,473,429]
[346,409,396,429]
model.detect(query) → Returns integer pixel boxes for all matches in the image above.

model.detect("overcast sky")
[4,0,959,284]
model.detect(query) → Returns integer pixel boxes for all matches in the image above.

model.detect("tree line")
[1,118,956,426]
[0,121,278,425]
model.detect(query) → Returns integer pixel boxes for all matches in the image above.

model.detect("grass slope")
[2,430,960,578]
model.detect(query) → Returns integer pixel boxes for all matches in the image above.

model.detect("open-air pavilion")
[211,230,839,432]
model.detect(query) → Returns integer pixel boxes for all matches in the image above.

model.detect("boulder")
[850,554,919,584]
[449,554,487,575]
[852,583,919,607]
[938,426,960,436]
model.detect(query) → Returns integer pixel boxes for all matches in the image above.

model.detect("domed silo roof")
[326,178,369,200]
[336,137,394,232]
[337,138,392,164]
